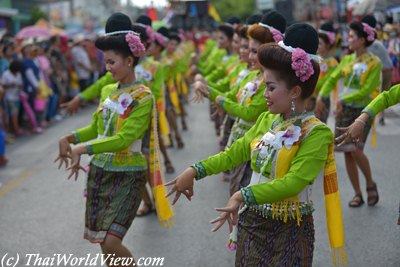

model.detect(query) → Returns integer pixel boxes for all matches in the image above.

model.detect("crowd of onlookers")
[0,33,106,167]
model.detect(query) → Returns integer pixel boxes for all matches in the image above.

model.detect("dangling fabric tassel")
[371,117,377,148]
[149,96,174,227]
[324,142,348,266]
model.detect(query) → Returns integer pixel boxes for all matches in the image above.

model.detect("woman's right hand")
[336,113,369,146]
[165,167,196,205]
[191,81,209,103]
[60,95,81,114]
[54,136,72,169]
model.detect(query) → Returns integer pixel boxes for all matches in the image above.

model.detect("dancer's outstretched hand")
[211,191,243,233]
[54,136,72,169]
[66,146,86,181]
[60,95,81,114]
[165,167,195,205]
[191,81,208,103]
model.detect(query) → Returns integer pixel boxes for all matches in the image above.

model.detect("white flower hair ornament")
[125,32,146,57]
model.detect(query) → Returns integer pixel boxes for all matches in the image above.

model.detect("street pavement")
[0,99,399,267]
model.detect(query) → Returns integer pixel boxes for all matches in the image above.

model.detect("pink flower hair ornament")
[319,29,336,45]
[291,48,314,82]
[259,23,284,42]
[125,32,146,57]
[146,25,155,43]
[154,32,169,48]
[362,23,375,42]
[278,41,322,82]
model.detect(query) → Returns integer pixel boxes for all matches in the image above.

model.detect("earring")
[291,98,296,113]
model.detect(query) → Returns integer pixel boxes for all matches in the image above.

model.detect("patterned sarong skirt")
[235,209,315,267]
[84,164,147,243]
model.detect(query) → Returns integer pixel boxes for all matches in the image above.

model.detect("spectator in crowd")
[70,34,92,92]
[1,60,23,136]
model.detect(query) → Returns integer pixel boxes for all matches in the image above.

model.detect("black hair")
[246,13,263,25]
[258,43,320,99]
[136,15,152,27]
[239,25,249,39]
[169,32,181,44]
[361,15,377,28]
[9,59,22,73]
[95,34,139,66]
[217,24,234,40]
[349,21,374,47]
[49,35,60,45]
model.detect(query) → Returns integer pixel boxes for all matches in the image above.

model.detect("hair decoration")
[259,22,284,42]
[223,22,234,28]
[146,25,155,42]
[125,32,146,57]
[362,23,375,42]
[318,29,336,45]
[104,30,140,37]
[154,32,169,47]
[278,41,321,82]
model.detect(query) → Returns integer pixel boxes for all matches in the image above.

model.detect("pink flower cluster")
[270,28,284,42]
[362,23,375,42]
[291,48,314,82]
[154,32,168,48]
[146,25,155,43]
[326,31,336,45]
[125,32,146,57]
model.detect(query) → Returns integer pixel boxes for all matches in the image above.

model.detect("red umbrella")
[16,25,51,39]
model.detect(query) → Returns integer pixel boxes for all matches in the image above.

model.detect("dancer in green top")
[316,21,382,208]
[55,13,160,266]
[166,24,347,267]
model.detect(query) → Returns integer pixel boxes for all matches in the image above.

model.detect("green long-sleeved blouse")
[205,54,240,83]
[80,72,114,101]
[207,62,248,93]
[363,84,400,117]
[73,82,152,171]
[319,52,382,108]
[217,74,268,123]
[192,111,332,205]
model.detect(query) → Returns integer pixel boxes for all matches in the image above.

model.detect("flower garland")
[256,125,302,172]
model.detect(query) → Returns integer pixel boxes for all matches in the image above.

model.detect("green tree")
[210,0,256,22]
[30,7,47,24]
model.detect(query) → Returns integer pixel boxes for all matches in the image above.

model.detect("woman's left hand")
[66,146,86,181]
[210,191,243,233]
